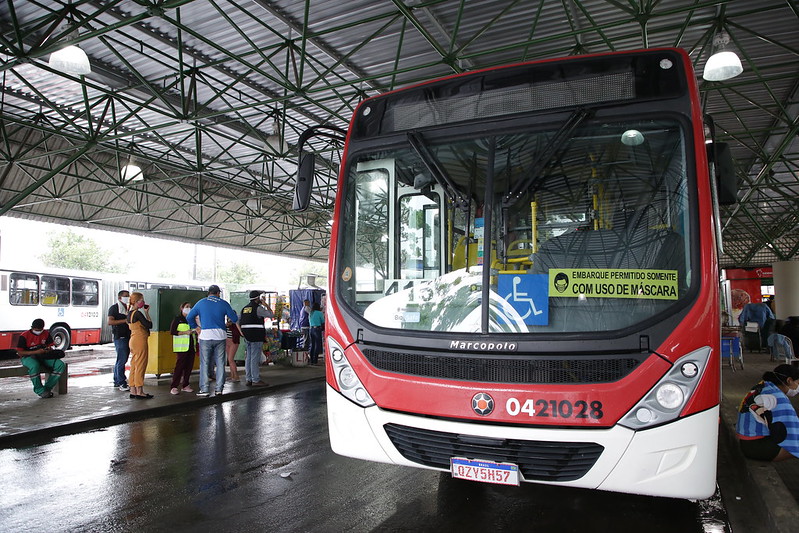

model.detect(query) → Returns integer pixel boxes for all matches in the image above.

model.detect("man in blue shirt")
[186,285,238,397]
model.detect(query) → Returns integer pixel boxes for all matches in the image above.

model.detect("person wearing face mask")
[127,291,153,399]
[736,363,799,461]
[16,318,66,398]
[107,290,131,391]
[169,301,197,395]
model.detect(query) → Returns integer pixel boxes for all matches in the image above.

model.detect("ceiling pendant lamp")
[121,159,143,182]
[121,142,144,182]
[48,43,91,75]
[246,189,260,212]
[702,31,743,82]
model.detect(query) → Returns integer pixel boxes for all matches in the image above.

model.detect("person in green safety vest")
[169,301,198,395]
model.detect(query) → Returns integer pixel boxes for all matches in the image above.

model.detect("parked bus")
[0,268,103,354]
[295,49,736,499]
[0,269,216,355]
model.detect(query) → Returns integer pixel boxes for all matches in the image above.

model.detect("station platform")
[0,343,797,531]
[0,344,326,448]
[718,349,799,533]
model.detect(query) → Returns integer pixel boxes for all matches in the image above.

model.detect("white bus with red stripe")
[0,268,102,355]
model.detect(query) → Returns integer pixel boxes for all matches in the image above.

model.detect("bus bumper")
[327,385,718,499]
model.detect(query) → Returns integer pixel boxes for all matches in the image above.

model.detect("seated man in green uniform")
[16,318,66,399]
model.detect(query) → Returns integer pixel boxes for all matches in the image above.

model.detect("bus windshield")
[337,116,693,334]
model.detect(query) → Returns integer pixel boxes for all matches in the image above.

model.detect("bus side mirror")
[292,125,347,212]
[708,142,737,205]
[292,153,315,212]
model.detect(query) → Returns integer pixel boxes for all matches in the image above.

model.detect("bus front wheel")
[50,326,71,351]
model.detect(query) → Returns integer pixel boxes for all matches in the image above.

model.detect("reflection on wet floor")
[0,381,723,533]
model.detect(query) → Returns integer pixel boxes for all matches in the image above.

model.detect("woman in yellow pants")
[127,292,153,399]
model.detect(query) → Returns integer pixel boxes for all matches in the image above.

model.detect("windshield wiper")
[502,107,594,207]
[407,131,469,209]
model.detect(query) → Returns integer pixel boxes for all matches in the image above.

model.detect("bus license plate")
[450,457,520,486]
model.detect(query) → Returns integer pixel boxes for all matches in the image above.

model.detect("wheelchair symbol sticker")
[498,274,548,325]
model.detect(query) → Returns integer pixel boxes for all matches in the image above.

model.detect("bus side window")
[9,273,39,305]
[42,275,70,306]
[72,279,99,306]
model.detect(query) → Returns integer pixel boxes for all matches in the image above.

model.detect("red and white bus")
[295,49,735,499]
[0,269,221,356]
[0,268,103,354]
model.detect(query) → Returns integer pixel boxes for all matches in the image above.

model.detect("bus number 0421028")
[505,398,604,419]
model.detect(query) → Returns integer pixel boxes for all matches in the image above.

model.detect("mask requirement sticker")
[549,269,678,300]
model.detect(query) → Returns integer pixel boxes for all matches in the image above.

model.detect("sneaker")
[246,381,253,387]
[215,390,224,396]
[196,391,210,397]
[170,388,180,395]
[38,390,54,399]
[181,385,194,393]
[118,384,130,391]
[251,380,269,387]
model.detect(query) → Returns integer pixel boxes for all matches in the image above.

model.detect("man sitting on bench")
[17,318,66,399]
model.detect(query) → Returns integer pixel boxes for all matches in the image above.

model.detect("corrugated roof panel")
[0,0,797,264]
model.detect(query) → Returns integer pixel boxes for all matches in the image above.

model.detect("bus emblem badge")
[472,393,494,416]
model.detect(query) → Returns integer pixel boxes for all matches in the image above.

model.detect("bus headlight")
[619,346,711,430]
[327,337,375,408]
[339,367,358,389]
[655,383,684,409]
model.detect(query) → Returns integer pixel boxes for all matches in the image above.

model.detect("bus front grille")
[384,423,603,482]
[363,348,641,384]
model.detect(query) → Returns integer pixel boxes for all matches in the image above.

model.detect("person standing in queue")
[239,290,273,386]
[186,285,238,397]
[300,299,311,352]
[308,302,325,366]
[107,290,131,391]
[127,292,153,399]
[16,318,66,399]
[739,301,775,349]
[225,316,242,383]
[736,364,799,461]
[169,301,197,395]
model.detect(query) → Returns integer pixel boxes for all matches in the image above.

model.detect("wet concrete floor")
[1,381,731,533]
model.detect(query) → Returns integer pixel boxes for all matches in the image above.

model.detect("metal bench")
[0,362,69,394]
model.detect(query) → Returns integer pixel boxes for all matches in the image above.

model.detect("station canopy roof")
[1,1,797,266]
